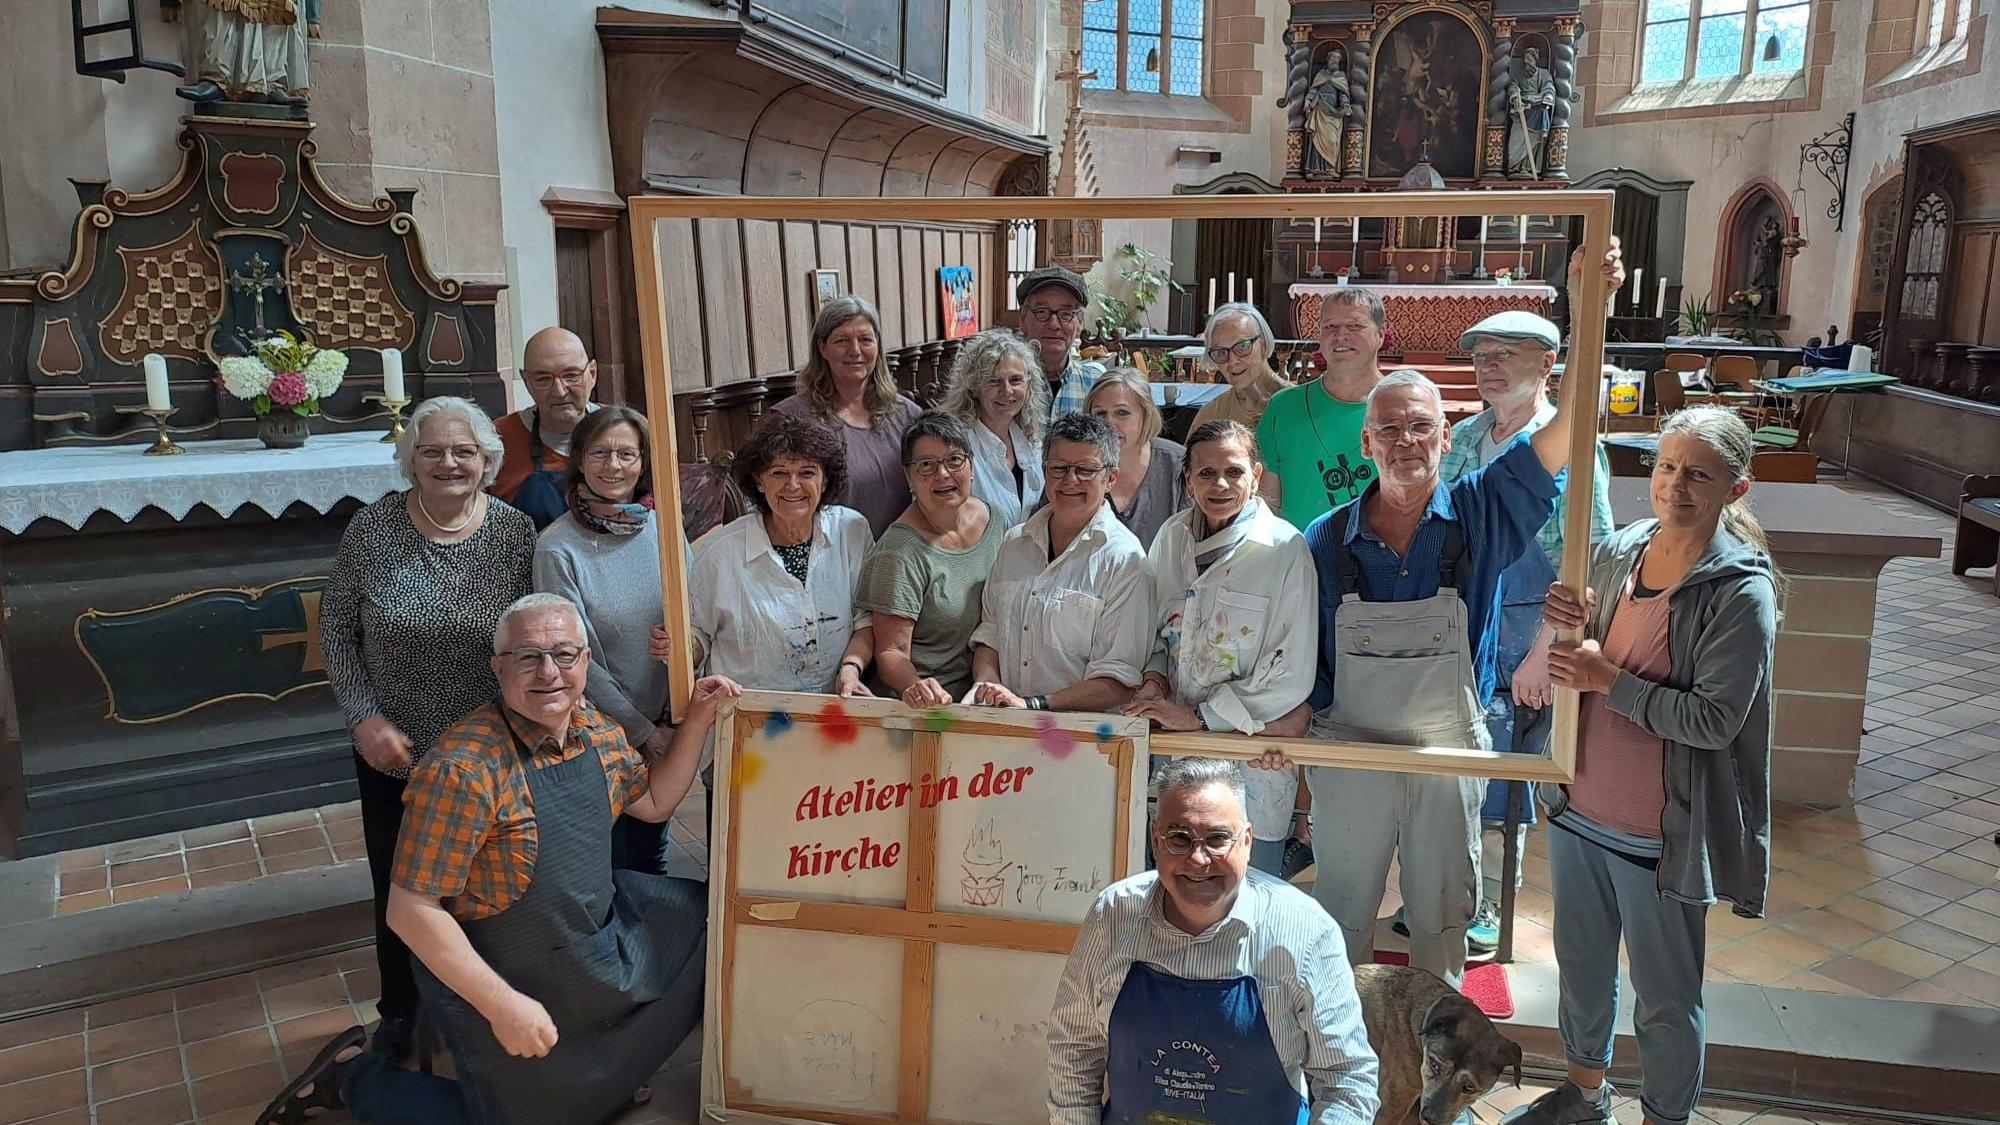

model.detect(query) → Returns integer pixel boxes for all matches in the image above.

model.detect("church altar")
[1288,282,1558,356]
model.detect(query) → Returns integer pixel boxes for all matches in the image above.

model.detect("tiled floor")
[47,804,368,917]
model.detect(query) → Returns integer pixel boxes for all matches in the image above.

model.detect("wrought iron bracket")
[1800,111,1854,233]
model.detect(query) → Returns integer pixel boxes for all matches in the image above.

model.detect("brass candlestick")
[115,403,186,455]
[364,393,411,443]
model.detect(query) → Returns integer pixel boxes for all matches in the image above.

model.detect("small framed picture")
[938,265,977,339]
[810,268,841,316]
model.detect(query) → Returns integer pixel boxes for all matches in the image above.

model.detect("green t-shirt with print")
[1255,378,1374,529]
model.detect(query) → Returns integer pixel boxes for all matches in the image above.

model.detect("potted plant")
[1084,243,1185,359]
[1722,289,1779,346]
[1492,266,1514,286]
[1678,292,1715,337]
[217,331,348,449]
[1335,265,1352,286]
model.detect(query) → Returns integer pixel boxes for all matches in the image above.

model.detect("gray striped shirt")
[1047,867,1380,1124]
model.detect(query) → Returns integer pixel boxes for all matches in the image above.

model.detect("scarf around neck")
[1191,502,1256,574]
[569,480,654,536]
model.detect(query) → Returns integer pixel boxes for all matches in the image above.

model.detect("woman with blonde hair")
[1518,405,1780,1125]
[1080,367,1187,548]
[1189,302,1290,433]
[938,328,1049,528]
[772,294,922,536]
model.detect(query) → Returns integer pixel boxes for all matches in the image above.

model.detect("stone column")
[1547,17,1578,181]
[1485,19,1513,181]
[1968,346,2000,403]
[1283,23,1313,177]
[1343,23,1373,182]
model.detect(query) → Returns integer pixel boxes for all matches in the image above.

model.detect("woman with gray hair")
[938,327,1049,528]
[1084,367,1188,548]
[1190,302,1290,433]
[319,394,536,1061]
[772,294,923,536]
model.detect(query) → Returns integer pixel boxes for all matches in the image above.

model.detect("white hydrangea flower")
[218,355,272,400]
[304,349,349,398]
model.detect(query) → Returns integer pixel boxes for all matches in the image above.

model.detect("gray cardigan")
[1543,518,1778,917]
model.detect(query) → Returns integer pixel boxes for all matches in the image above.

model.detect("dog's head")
[1411,992,1523,1125]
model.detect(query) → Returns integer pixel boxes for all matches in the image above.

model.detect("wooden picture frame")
[630,191,1614,783]
[810,268,841,317]
[701,691,1148,1123]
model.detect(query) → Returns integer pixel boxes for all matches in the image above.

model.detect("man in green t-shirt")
[1255,287,1385,529]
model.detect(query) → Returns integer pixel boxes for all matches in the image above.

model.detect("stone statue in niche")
[1750,213,1784,304]
[1506,47,1555,179]
[161,0,318,106]
[1302,47,1350,178]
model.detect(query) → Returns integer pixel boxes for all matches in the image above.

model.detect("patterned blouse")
[320,492,536,778]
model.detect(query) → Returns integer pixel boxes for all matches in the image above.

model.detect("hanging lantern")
[1783,187,1811,257]
[69,0,184,82]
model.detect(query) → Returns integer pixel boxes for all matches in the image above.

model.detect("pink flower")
[268,371,308,407]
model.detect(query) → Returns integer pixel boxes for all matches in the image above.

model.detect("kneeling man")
[265,593,732,1125]
[1048,757,1379,1124]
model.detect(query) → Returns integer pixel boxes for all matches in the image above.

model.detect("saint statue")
[1750,214,1784,303]
[1506,47,1556,178]
[162,0,319,106]
[1302,48,1350,177]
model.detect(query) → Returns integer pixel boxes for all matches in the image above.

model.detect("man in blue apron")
[1414,312,1616,956]
[1297,240,1619,990]
[1048,757,1379,1124]
[493,327,599,530]
[262,593,715,1125]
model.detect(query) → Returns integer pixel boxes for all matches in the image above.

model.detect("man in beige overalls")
[1291,246,1623,988]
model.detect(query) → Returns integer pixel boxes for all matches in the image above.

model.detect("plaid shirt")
[1050,356,1106,418]
[1438,399,1615,567]
[392,699,648,922]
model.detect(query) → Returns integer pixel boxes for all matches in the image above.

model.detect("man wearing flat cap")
[1425,310,1615,959]
[1016,266,1104,416]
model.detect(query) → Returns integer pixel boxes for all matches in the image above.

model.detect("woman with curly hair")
[937,328,1049,528]
[771,294,922,537]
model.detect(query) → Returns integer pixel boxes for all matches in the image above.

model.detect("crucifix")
[227,252,287,335]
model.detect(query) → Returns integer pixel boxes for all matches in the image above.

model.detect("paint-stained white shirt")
[689,506,873,693]
[968,418,1045,529]
[1047,868,1380,1124]
[969,501,1152,698]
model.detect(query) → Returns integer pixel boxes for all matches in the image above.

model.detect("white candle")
[1207,278,1217,315]
[142,353,170,411]
[1631,268,1644,314]
[1313,217,1322,246]
[1351,219,1361,270]
[381,347,406,401]
[1656,276,1669,319]
[1518,216,1529,246]
[1227,272,1237,304]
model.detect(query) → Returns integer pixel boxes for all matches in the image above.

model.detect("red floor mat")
[1370,951,1516,1019]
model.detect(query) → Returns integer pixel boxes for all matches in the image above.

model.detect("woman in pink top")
[1510,407,1781,1125]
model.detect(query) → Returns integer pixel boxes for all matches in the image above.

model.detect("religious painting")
[938,265,977,339]
[1367,12,1485,180]
[810,268,841,317]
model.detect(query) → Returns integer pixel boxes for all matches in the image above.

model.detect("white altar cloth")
[0,431,405,533]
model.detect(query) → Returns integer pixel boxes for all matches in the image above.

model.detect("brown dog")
[1354,963,1523,1125]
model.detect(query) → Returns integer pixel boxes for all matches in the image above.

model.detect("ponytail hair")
[1660,406,1788,601]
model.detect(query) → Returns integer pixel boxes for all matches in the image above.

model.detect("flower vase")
[258,411,310,450]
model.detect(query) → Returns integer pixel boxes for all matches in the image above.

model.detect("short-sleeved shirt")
[1255,377,1373,530]
[853,513,1007,699]
[770,393,923,537]
[1189,371,1289,434]
[1303,437,1560,711]
[392,699,646,922]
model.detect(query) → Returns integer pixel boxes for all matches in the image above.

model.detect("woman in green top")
[856,411,1007,707]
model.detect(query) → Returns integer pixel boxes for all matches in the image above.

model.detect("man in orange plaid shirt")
[263,593,737,1125]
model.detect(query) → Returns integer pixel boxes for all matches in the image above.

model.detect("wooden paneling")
[740,219,789,376]
[780,220,817,367]
[845,224,877,328]
[875,230,903,351]
[655,220,706,391]
[900,228,925,344]
[696,218,751,385]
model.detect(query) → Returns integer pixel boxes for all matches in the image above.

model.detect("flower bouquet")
[1493,266,1515,286]
[217,331,347,448]
[1335,265,1352,286]
[1724,289,1777,346]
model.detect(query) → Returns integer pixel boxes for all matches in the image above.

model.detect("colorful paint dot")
[818,699,859,744]
[1036,714,1075,759]
[763,710,793,739]
[923,709,956,733]
[1095,722,1116,743]
[733,748,766,789]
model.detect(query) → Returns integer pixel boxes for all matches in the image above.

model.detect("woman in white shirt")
[1125,419,1317,875]
[939,329,1048,528]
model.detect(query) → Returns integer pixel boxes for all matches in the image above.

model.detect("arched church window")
[1901,192,1950,321]
[1640,0,1809,83]
[1081,0,1206,95]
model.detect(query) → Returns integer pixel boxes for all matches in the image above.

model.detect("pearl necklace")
[417,491,481,535]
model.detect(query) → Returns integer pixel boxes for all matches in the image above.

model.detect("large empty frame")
[629,190,1615,783]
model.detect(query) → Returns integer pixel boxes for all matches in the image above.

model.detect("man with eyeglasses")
[1049,756,1379,1123]
[268,592,729,1125]
[1280,244,1622,992]
[1015,266,1105,417]
[1256,288,1387,531]
[1405,312,1615,959]
[493,327,600,529]
[969,412,1151,713]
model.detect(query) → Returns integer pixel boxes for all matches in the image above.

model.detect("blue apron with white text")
[1103,961,1307,1124]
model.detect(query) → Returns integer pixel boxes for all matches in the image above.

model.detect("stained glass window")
[1641,0,1808,82]
[1751,0,1809,72]
[1077,0,1203,96]
[1641,0,1692,83]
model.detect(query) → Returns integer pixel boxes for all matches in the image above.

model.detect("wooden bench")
[1952,474,2000,595]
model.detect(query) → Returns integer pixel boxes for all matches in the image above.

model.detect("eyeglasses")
[1044,462,1107,482]
[500,645,584,674]
[585,448,642,467]
[1025,306,1084,326]
[416,445,481,464]
[526,370,590,391]
[1205,338,1260,365]
[1156,828,1241,858]
[1469,346,1525,366]
[904,453,970,477]
[1367,420,1441,443]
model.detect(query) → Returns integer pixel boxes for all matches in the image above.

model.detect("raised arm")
[1530,237,1625,476]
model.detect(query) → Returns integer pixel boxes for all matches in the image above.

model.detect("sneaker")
[1390,906,1410,937]
[1501,1081,1614,1125]
[1468,900,1501,955]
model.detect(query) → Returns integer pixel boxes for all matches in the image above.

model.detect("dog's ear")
[1416,992,1477,1040]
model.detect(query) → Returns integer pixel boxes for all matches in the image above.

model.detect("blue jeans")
[1249,837,1286,876]
[342,1046,477,1125]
